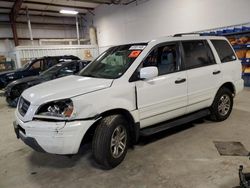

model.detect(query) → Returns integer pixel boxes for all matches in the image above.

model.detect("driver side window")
[142,43,179,76]
[30,60,42,71]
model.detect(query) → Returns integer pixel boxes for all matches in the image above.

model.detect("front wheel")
[6,97,19,107]
[209,87,233,122]
[92,115,129,169]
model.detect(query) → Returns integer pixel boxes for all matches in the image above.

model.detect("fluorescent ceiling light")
[60,10,78,15]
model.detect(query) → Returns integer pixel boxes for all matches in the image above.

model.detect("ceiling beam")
[0,37,85,40]
[19,9,86,17]
[72,0,137,5]
[0,20,76,26]
[0,6,12,10]
[0,5,94,13]
[0,0,111,4]
[20,7,81,14]
[23,0,94,10]
[0,0,15,2]
[70,0,111,4]
[9,0,23,46]
[0,12,83,18]
[0,7,71,13]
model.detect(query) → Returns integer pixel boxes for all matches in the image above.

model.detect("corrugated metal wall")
[12,45,99,68]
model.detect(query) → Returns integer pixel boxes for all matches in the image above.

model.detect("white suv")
[14,35,244,169]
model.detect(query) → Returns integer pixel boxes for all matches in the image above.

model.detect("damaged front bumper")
[13,121,45,152]
[14,112,96,155]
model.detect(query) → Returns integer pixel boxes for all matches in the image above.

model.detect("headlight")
[35,99,74,120]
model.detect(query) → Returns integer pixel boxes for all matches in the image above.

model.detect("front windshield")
[40,63,63,76]
[79,43,147,79]
[22,60,32,69]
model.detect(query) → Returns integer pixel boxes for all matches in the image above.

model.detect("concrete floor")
[1,90,250,188]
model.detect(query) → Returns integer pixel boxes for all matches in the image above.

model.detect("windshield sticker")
[128,50,141,58]
[129,45,146,50]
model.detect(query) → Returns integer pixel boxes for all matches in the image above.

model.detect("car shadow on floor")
[27,118,210,169]
[28,143,93,169]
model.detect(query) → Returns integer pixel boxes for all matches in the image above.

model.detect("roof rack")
[173,32,201,37]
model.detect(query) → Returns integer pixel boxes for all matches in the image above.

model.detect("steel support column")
[9,0,23,46]
[76,15,80,45]
[26,8,33,45]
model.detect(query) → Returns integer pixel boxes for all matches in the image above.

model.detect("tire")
[209,87,233,122]
[6,84,28,108]
[6,97,19,107]
[92,115,129,169]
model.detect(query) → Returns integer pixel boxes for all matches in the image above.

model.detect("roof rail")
[173,32,201,37]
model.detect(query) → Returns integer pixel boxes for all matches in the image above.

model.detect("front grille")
[18,97,30,116]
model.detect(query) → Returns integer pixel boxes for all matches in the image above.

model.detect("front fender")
[72,83,138,121]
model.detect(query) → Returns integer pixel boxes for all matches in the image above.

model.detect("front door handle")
[213,70,221,75]
[175,78,186,84]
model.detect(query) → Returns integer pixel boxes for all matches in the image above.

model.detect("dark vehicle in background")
[0,55,80,89]
[5,60,90,107]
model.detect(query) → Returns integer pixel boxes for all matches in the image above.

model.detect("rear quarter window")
[211,40,236,63]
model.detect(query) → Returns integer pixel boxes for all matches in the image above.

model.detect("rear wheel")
[92,115,129,169]
[209,87,233,122]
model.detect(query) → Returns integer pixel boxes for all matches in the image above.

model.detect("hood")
[6,76,41,89]
[0,70,16,77]
[22,75,113,105]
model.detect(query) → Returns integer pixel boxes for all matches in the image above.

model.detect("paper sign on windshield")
[129,50,141,58]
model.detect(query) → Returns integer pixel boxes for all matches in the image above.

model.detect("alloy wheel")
[110,125,127,159]
[218,94,231,116]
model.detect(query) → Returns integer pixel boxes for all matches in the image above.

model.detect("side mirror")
[139,66,158,80]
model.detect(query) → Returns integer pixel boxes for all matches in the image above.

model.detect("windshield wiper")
[82,73,98,78]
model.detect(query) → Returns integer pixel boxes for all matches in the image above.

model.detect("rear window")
[211,40,236,63]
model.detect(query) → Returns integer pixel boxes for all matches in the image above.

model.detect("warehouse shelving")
[233,44,250,50]
[240,58,250,65]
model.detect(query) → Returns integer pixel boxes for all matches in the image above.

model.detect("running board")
[140,109,211,136]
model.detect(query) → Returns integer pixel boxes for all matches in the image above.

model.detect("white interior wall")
[93,0,250,52]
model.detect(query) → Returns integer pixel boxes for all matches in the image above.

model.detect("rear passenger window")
[182,40,215,69]
[42,58,58,71]
[211,40,236,63]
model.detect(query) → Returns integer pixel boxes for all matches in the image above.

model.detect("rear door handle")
[213,70,221,75]
[175,78,186,84]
